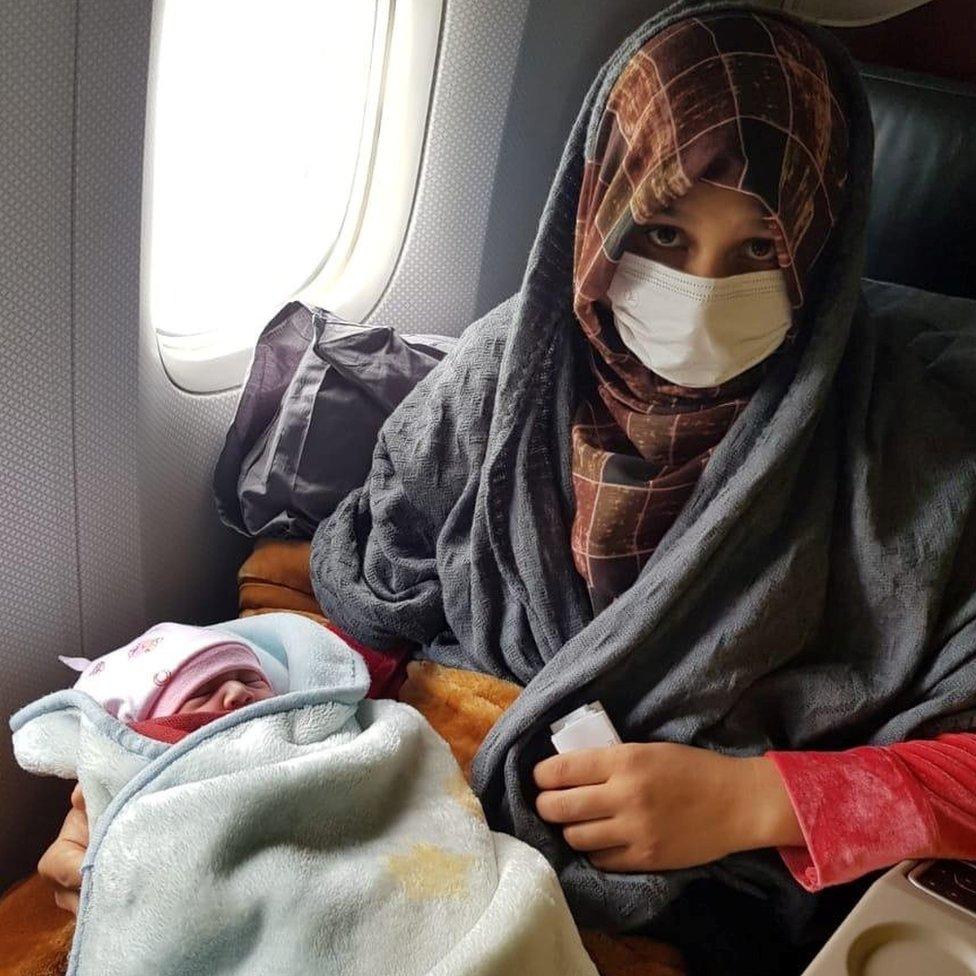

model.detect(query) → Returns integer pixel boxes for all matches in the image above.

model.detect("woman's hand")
[533,742,803,873]
[37,783,89,915]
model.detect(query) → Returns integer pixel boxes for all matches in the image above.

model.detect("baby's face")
[176,668,275,715]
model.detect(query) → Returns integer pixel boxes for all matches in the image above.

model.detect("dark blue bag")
[213,302,455,539]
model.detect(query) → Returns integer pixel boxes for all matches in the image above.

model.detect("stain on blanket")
[386,843,474,901]
[444,770,485,820]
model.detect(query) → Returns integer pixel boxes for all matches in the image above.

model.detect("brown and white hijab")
[570,11,850,613]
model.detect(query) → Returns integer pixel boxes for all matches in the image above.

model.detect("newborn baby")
[58,621,289,743]
[13,612,598,976]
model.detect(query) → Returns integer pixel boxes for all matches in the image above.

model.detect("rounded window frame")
[142,0,445,394]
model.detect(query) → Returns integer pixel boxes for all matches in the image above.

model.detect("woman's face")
[175,668,275,714]
[620,180,780,279]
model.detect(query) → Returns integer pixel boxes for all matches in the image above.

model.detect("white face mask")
[604,252,793,388]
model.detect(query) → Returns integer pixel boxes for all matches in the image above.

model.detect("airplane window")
[145,0,384,391]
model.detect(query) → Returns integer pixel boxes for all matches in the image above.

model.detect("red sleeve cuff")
[765,746,937,892]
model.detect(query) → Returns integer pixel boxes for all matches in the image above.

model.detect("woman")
[40,1,976,971]
[311,1,976,967]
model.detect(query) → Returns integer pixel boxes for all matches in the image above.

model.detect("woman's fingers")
[66,804,89,847]
[533,748,612,790]
[53,886,80,916]
[39,831,86,887]
[562,817,626,852]
[586,846,637,872]
[70,782,86,812]
[535,784,615,824]
[37,835,85,893]
[37,788,90,916]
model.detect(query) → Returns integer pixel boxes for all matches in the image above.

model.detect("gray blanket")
[310,0,976,964]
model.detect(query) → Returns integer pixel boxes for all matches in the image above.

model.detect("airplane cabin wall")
[1,0,83,890]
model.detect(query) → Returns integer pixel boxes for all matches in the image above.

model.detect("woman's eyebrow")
[732,215,776,234]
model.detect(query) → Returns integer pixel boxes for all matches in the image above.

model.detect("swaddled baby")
[11,612,597,976]
[58,621,289,743]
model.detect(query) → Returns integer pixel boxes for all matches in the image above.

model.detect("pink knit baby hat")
[59,622,289,723]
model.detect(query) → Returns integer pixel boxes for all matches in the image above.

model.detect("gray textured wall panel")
[73,0,150,653]
[0,0,82,888]
[369,0,532,335]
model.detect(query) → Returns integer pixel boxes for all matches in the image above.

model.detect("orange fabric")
[238,538,320,615]
[0,874,74,976]
[398,660,522,779]
[238,580,323,616]
[0,539,684,975]
[240,538,316,595]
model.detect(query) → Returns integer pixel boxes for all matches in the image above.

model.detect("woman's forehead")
[658,181,771,227]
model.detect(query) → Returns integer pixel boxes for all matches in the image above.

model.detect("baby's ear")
[59,656,92,673]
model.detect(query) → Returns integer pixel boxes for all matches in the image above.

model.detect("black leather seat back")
[862,65,976,299]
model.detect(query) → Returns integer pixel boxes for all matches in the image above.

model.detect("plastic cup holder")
[846,922,976,976]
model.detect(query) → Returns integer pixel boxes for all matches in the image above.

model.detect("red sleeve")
[766,732,976,892]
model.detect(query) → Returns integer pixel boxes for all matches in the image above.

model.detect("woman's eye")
[746,238,775,260]
[646,225,682,249]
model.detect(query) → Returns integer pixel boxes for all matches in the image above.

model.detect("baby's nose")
[221,681,253,709]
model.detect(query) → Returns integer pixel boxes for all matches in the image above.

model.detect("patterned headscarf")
[570,11,849,613]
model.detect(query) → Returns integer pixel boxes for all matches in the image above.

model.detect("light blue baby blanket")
[11,612,595,976]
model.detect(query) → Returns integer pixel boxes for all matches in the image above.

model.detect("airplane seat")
[860,64,976,299]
